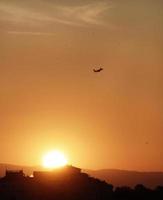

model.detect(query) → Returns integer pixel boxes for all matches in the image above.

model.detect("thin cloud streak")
[7,31,56,36]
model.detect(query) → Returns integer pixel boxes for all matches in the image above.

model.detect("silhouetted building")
[5,170,25,180]
[33,165,82,181]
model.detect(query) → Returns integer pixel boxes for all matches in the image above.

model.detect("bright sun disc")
[42,150,68,169]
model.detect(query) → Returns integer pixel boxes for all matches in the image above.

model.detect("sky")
[0,0,163,171]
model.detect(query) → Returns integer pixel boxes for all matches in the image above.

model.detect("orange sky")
[0,0,163,171]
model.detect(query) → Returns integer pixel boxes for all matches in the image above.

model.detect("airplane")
[93,67,103,72]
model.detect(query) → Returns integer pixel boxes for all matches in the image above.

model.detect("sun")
[42,150,68,169]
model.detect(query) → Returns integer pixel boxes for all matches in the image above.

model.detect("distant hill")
[0,164,163,188]
[84,169,163,188]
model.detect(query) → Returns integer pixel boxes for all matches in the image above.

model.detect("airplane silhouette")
[93,67,103,72]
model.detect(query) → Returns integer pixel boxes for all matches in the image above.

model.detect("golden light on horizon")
[42,150,68,169]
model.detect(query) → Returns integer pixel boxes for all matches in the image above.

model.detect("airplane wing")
[93,68,103,72]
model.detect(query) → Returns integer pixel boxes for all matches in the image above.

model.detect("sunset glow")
[0,0,163,172]
[42,150,68,169]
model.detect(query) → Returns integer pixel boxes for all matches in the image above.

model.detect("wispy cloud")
[0,1,112,29]
[55,2,112,26]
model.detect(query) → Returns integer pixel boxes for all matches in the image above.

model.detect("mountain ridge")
[84,169,163,188]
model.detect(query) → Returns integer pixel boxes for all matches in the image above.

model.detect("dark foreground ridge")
[0,165,163,200]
